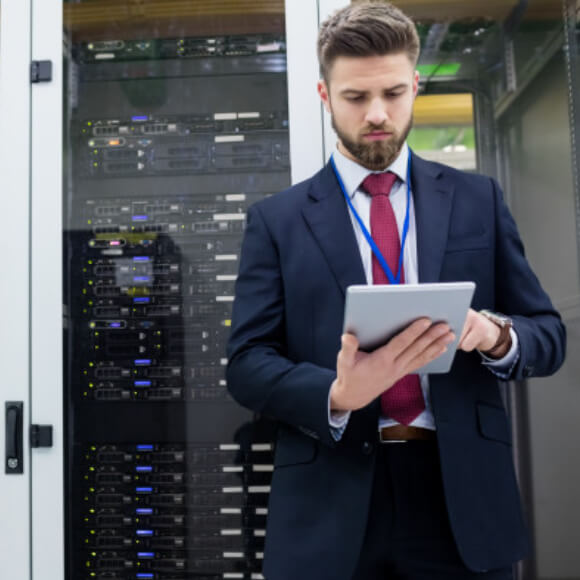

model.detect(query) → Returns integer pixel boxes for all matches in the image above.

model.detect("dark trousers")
[352,440,514,580]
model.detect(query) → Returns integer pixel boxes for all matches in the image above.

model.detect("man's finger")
[394,322,451,365]
[385,317,433,354]
[403,332,455,372]
[457,309,474,345]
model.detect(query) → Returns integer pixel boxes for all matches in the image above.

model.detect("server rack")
[61,5,318,580]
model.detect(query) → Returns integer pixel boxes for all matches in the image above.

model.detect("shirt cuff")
[479,327,520,380]
[328,391,351,441]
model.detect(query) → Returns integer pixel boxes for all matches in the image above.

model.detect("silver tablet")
[343,282,476,374]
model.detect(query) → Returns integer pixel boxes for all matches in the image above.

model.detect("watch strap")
[479,310,513,357]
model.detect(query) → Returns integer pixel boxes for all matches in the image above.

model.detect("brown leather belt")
[379,425,436,443]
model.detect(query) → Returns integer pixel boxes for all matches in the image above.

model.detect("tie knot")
[361,172,397,197]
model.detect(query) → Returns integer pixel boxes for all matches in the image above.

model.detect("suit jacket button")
[523,365,534,377]
[361,441,373,455]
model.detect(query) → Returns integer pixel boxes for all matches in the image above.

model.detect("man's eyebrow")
[339,84,409,95]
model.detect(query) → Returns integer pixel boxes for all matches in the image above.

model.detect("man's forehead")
[327,53,416,83]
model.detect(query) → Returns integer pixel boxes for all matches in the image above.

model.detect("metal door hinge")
[30,425,53,448]
[31,60,52,83]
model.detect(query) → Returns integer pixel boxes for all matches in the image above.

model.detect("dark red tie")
[361,173,425,425]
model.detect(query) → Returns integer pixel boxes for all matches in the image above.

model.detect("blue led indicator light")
[134,380,151,387]
[109,322,121,328]
[134,359,152,366]
[136,465,153,472]
[133,256,150,262]
[136,487,153,493]
[136,529,154,536]
[133,276,150,283]
[136,444,154,451]
[132,115,148,122]
[133,297,151,304]
[136,574,154,579]
[132,215,149,222]
[135,508,153,515]
[137,552,155,559]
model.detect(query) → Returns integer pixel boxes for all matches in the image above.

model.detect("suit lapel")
[301,154,455,291]
[411,153,455,283]
[301,163,366,295]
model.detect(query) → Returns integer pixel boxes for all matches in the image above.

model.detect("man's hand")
[329,319,455,412]
[458,308,509,357]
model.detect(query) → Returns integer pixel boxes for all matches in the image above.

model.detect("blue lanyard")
[330,154,412,285]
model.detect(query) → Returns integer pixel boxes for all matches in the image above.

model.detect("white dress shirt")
[328,144,519,436]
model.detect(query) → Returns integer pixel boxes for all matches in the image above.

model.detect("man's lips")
[363,131,392,141]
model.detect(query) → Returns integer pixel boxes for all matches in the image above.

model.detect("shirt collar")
[332,143,409,199]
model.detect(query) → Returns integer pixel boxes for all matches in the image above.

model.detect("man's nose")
[365,98,388,126]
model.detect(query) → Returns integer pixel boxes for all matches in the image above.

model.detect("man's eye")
[346,95,364,102]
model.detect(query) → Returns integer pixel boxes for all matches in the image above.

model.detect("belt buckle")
[378,429,408,444]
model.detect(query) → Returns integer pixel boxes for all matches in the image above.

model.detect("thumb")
[340,333,359,365]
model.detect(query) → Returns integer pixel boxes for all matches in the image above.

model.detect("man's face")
[318,53,419,170]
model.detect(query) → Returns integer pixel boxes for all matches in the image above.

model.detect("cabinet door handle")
[5,402,23,474]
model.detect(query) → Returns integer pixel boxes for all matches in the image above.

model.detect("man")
[226,3,566,579]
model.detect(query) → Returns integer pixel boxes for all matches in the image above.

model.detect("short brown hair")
[317,1,420,81]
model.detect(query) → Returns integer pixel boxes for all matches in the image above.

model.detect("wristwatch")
[479,310,513,357]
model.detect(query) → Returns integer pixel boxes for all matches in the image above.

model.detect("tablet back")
[343,282,476,374]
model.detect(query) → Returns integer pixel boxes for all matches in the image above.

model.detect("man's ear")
[412,70,420,98]
[317,79,331,113]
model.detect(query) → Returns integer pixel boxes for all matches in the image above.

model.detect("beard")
[332,114,413,171]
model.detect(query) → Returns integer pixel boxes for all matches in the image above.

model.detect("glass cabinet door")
[61,2,306,578]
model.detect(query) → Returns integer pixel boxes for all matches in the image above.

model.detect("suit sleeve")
[491,178,566,379]
[226,204,337,446]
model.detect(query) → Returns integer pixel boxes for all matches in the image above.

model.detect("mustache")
[361,124,396,135]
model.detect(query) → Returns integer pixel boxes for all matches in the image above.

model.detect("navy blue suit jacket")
[227,153,566,579]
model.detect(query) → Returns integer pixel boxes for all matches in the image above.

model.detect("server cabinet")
[0,1,344,579]
[59,3,321,580]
